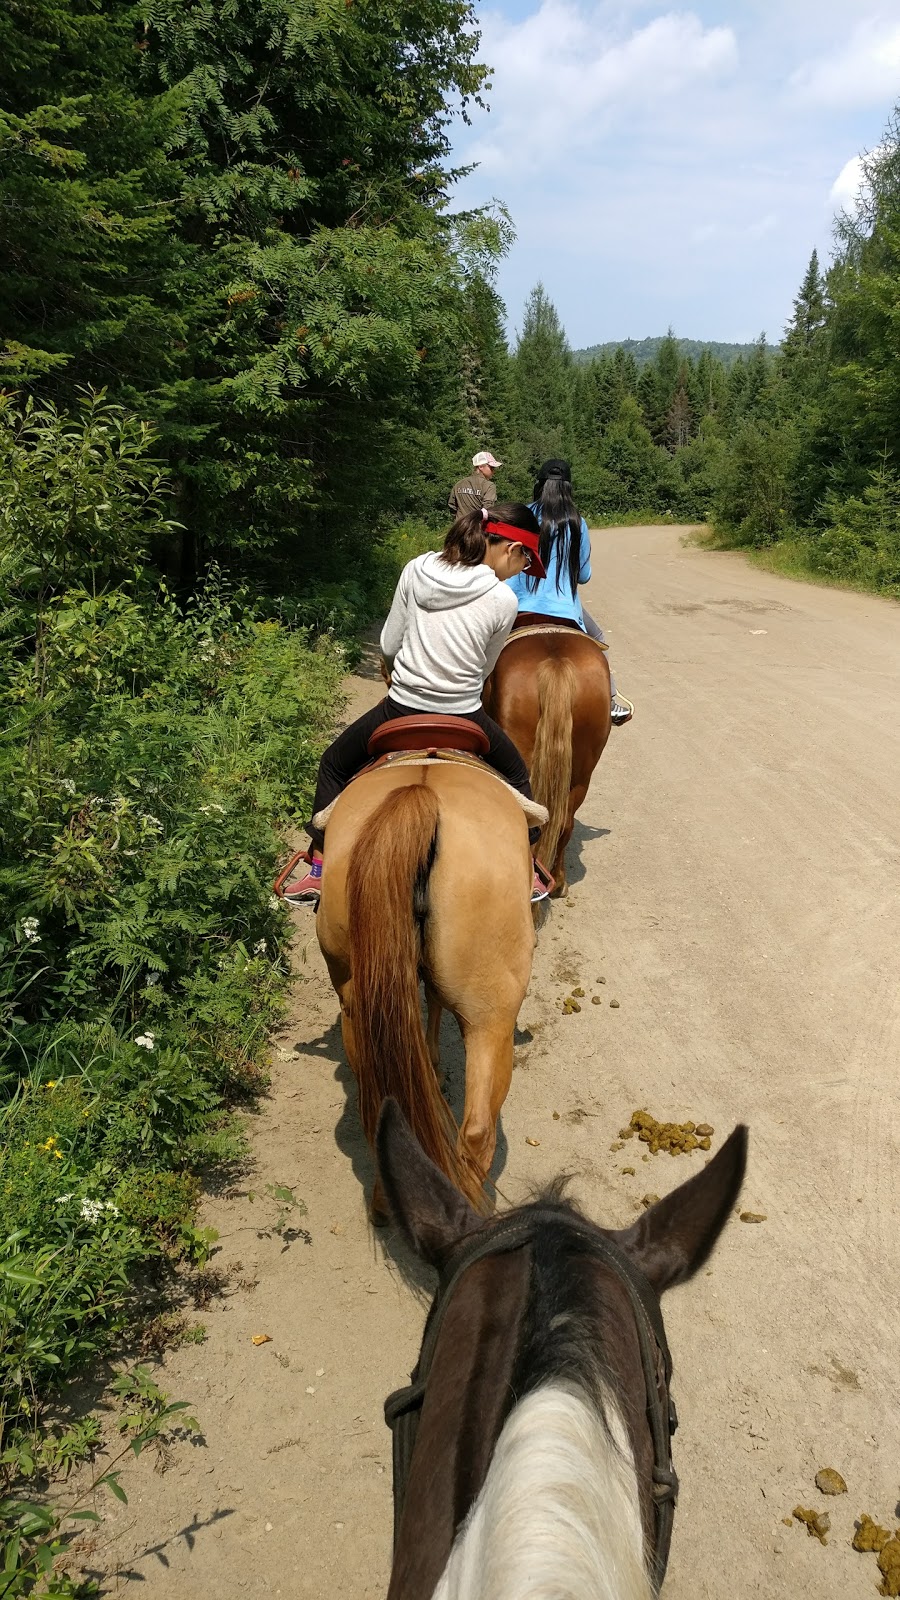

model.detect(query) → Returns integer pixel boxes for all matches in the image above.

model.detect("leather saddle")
[367,714,490,760]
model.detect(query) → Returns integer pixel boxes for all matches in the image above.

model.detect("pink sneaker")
[282,855,323,904]
[531,859,555,902]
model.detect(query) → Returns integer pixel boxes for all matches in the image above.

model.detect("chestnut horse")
[377,1098,748,1600]
[485,620,611,895]
[315,761,536,1217]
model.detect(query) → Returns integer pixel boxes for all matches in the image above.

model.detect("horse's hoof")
[370,1206,391,1229]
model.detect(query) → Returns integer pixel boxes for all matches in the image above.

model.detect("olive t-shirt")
[447,471,497,517]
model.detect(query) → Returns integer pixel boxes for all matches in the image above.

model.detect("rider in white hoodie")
[287,502,549,903]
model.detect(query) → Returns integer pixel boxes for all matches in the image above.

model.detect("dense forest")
[573,335,768,369]
[0,1,511,1587]
[2,1,900,1584]
[503,116,900,596]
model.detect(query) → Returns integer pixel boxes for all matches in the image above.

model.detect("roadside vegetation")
[500,113,900,597]
[3,0,900,1586]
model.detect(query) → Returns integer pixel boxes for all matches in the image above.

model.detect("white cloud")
[829,143,887,211]
[468,4,738,171]
[789,19,900,108]
[830,153,866,207]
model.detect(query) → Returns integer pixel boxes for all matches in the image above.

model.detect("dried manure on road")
[793,1505,831,1544]
[815,1469,848,1496]
[853,1520,900,1598]
[619,1108,715,1154]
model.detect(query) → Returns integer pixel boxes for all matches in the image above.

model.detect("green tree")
[509,283,575,471]
[781,249,827,374]
[0,0,183,389]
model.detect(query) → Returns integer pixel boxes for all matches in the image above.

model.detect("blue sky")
[448,1,900,347]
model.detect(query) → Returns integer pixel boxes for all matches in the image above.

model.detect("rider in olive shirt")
[448,451,501,517]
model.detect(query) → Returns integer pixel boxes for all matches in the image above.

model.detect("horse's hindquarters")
[316,762,535,1200]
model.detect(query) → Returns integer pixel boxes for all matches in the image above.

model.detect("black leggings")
[307,696,534,852]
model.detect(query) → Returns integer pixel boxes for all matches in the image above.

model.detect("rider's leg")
[285,699,394,901]
[465,707,533,800]
[465,709,551,901]
[581,608,606,644]
[582,609,632,723]
[305,698,394,852]
[582,604,614,694]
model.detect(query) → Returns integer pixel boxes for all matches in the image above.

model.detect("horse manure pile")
[816,1468,847,1496]
[854,1516,900,1597]
[619,1109,714,1155]
[793,1505,831,1544]
[787,1482,900,1595]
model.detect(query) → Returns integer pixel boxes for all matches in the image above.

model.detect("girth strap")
[384,1206,679,1592]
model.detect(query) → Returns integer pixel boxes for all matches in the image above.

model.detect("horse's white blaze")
[431,1382,652,1600]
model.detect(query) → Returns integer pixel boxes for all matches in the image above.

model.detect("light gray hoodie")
[380,551,517,713]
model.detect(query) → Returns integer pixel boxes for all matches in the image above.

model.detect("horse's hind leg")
[458,1021,514,1189]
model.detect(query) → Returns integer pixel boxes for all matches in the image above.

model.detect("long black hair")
[529,461,583,596]
[440,501,539,567]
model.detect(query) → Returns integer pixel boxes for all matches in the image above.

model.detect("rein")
[384,1207,679,1593]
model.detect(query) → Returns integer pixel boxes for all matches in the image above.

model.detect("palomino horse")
[377,1098,748,1600]
[315,759,537,1217]
[485,617,611,894]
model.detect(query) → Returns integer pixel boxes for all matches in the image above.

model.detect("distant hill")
[572,336,776,368]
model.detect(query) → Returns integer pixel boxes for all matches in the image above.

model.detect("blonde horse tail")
[347,784,483,1207]
[531,658,576,872]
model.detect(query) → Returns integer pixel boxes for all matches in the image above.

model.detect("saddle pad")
[502,624,608,651]
[313,752,549,832]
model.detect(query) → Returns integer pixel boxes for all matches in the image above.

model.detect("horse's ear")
[613,1124,748,1294]
[376,1098,482,1267]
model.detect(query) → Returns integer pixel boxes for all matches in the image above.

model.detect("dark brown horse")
[485,617,611,894]
[377,1098,747,1600]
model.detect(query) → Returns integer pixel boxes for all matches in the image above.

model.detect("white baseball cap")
[472,451,502,468]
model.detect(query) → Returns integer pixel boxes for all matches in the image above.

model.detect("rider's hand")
[379,658,393,688]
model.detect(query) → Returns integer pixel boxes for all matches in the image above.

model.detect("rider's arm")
[482,591,518,681]
[379,563,410,672]
[578,517,592,584]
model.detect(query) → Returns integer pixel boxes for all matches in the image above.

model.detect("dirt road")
[90,527,900,1598]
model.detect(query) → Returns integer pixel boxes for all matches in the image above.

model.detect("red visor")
[484,519,547,580]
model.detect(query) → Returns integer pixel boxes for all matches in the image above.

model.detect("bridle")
[384,1206,680,1593]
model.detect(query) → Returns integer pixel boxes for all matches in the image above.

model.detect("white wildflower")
[134,1032,155,1051]
[22,917,41,943]
[60,778,76,795]
[145,973,160,987]
[79,1198,119,1224]
[199,803,226,816]
[138,812,163,833]
[55,1194,73,1205]
[268,894,280,911]
[253,939,268,956]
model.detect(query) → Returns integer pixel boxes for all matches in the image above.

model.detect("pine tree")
[509,283,575,471]
[782,251,826,358]
[0,0,183,389]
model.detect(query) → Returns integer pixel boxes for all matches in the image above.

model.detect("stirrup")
[532,857,555,901]
[275,849,321,903]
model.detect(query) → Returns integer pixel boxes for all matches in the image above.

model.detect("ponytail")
[441,507,487,567]
[440,501,541,567]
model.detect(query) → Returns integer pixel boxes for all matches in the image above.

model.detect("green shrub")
[0,396,346,1472]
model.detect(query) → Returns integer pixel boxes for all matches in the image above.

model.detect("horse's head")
[377,1097,748,1599]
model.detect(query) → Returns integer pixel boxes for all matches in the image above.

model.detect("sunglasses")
[512,545,533,570]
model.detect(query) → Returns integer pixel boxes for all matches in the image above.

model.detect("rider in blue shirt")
[506,459,633,724]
